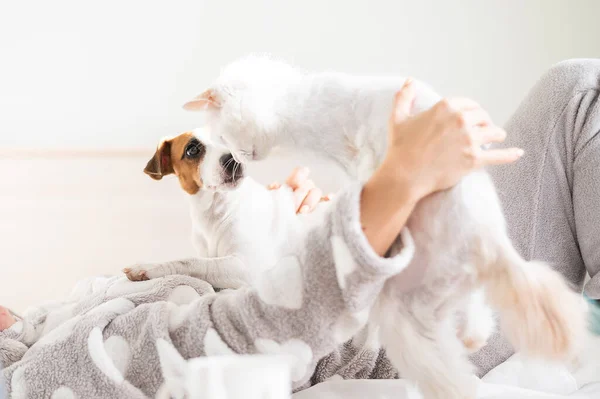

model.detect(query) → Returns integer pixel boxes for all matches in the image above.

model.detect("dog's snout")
[219,152,244,187]
[220,153,235,171]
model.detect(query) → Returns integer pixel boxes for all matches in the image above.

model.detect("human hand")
[268,167,333,214]
[381,78,523,202]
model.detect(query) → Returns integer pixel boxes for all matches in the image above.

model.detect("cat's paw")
[461,335,488,353]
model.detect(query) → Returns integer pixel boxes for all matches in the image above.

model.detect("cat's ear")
[183,89,221,111]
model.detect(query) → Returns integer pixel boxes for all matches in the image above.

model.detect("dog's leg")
[123,256,249,289]
[376,299,478,399]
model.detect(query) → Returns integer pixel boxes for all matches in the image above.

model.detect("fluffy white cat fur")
[183,55,587,399]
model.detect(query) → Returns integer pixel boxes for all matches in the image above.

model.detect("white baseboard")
[0,148,153,159]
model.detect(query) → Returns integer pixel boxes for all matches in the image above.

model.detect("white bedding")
[294,336,600,399]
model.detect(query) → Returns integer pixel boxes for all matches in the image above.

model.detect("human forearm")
[360,164,419,256]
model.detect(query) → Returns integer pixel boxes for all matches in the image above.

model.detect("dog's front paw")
[123,266,150,282]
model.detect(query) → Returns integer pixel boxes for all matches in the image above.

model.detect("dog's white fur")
[183,55,588,399]
[125,128,325,289]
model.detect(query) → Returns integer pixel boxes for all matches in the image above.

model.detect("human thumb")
[392,78,416,122]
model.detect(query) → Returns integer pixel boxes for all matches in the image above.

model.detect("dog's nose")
[220,153,236,173]
[220,153,233,167]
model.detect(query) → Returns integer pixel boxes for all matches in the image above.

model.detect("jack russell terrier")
[124,129,329,289]
[181,55,588,399]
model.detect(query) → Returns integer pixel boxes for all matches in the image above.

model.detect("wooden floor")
[0,151,347,310]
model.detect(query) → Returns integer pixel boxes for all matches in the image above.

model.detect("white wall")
[1,1,600,310]
[1,0,599,150]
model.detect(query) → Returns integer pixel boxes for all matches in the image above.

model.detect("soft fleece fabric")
[0,185,412,398]
[473,59,600,375]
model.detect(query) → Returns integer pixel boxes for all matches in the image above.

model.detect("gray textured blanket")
[0,275,216,398]
[0,185,412,398]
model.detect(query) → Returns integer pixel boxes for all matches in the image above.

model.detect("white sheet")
[293,335,600,399]
[295,380,600,399]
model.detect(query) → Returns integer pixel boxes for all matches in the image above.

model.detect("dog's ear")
[144,139,174,180]
[183,89,221,111]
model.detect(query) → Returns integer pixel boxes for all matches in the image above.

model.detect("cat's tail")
[483,242,588,360]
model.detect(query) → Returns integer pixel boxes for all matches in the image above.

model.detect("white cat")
[182,55,587,399]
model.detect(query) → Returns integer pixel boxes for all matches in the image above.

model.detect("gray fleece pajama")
[472,58,600,375]
[1,59,599,397]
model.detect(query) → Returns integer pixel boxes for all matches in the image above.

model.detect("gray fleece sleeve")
[168,182,414,389]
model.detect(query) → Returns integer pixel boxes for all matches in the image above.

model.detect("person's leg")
[472,59,600,375]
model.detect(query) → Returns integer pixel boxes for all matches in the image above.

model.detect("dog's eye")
[185,144,200,158]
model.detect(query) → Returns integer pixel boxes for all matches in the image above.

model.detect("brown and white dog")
[124,128,328,289]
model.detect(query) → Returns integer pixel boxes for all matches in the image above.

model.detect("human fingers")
[391,78,416,123]
[298,187,323,214]
[476,147,524,166]
[285,166,310,190]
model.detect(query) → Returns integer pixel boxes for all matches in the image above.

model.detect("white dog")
[182,55,587,399]
[124,129,327,289]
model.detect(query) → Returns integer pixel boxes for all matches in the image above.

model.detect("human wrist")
[371,158,427,206]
